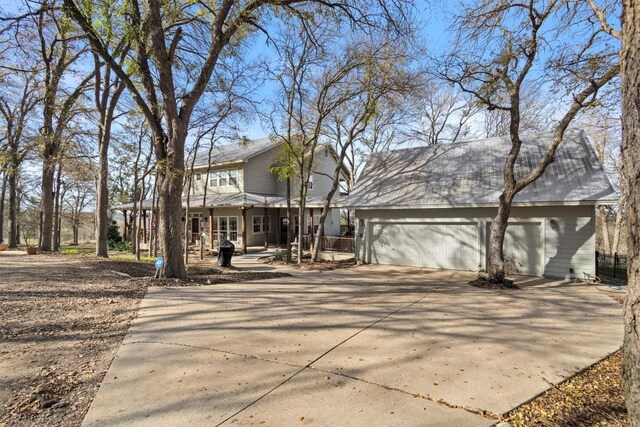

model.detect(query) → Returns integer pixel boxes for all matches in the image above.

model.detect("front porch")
[117,192,349,255]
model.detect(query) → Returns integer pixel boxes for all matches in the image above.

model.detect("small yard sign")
[154,256,165,279]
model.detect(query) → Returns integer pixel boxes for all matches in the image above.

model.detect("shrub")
[272,250,286,261]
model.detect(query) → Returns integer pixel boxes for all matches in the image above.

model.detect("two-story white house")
[122,137,348,253]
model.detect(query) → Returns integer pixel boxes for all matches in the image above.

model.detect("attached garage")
[346,131,617,279]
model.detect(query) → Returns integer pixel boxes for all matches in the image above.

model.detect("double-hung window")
[209,169,238,188]
[252,216,263,234]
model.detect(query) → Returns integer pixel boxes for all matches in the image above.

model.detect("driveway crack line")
[306,365,500,420]
[217,277,470,425]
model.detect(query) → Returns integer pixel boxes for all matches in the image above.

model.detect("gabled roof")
[192,137,278,168]
[345,130,617,209]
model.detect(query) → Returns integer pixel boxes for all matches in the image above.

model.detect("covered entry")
[369,222,478,270]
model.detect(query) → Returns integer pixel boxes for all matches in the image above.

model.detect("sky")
[240,0,449,139]
[0,0,621,144]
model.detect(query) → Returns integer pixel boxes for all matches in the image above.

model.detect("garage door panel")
[370,223,405,265]
[370,222,478,271]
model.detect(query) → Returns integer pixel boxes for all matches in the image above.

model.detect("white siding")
[355,205,595,278]
[274,147,345,199]
[244,148,278,194]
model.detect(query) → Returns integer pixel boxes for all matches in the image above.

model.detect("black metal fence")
[595,251,628,280]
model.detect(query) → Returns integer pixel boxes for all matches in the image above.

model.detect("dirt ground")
[0,252,289,427]
[0,251,629,426]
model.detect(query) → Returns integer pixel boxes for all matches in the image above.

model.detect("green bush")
[107,220,122,247]
[272,250,286,261]
[110,240,132,252]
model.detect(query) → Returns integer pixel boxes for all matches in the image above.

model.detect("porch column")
[309,208,314,253]
[275,209,281,247]
[208,208,214,250]
[241,207,247,254]
[264,207,269,250]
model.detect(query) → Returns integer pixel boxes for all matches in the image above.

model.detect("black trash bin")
[217,239,235,267]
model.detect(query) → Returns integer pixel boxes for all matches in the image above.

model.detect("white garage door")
[369,222,478,270]
[486,222,542,276]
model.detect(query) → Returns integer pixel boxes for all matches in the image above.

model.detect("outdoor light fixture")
[550,219,559,231]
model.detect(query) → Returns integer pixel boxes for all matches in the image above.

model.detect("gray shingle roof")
[192,137,277,167]
[344,130,617,208]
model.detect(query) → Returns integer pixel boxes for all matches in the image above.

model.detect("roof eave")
[346,199,618,210]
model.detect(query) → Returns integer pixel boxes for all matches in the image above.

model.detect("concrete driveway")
[82,265,623,426]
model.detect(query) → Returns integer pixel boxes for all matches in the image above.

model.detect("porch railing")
[299,234,355,253]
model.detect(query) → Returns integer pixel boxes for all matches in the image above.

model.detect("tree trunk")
[155,130,186,278]
[599,206,612,254]
[8,171,18,248]
[613,195,626,254]
[0,172,6,244]
[95,133,110,257]
[487,193,514,282]
[40,161,55,251]
[53,162,63,252]
[122,210,128,242]
[621,0,640,422]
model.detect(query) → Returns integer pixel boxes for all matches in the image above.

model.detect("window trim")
[252,215,264,234]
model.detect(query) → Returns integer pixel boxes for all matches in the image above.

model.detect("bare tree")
[440,0,620,282]
[61,160,93,245]
[413,79,480,145]
[92,29,129,257]
[64,0,413,278]
[483,84,551,138]
[31,3,93,252]
[580,106,624,255]
[0,72,40,248]
[310,36,420,262]
[270,21,393,263]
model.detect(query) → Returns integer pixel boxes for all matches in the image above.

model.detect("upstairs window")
[307,175,314,190]
[209,169,238,188]
[229,169,238,186]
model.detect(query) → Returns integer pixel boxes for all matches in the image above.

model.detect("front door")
[280,217,288,243]
[191,217,199,244]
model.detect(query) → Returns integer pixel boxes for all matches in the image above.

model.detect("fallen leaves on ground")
[261,257,356,271]
[0,253,289,427]
[504,350,628,426]
[468,277,520,290]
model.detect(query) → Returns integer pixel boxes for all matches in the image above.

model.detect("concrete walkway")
[82,266,623,426]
